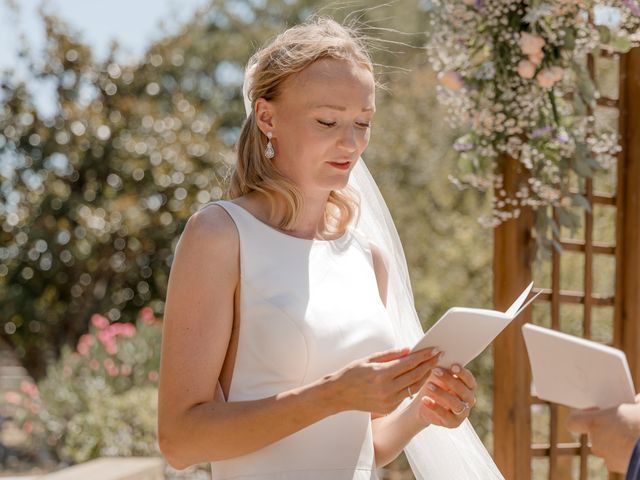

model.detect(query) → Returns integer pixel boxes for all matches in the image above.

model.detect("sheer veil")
[241,60,504,479]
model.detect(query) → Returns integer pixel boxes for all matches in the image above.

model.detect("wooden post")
[492,154,535,480]
[617,48,640,388]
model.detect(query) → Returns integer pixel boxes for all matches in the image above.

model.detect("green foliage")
[1,0,500,464]
[0,0,324,377]
[3,308,161,463]
[61,386,159,464]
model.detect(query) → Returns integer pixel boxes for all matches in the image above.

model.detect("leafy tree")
[1,0,495,455]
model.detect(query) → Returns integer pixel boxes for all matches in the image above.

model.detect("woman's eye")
[317,120,371,129]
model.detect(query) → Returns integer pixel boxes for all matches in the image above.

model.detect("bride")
[158,15,503,479]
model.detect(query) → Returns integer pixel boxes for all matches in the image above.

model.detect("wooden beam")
[493,154,535,480]
[610,47,640,480]
[617,47,640,388]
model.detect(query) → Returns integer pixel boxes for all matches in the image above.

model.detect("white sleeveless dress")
[209,200,397,480]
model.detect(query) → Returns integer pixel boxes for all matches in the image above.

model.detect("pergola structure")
[493,47,640,480]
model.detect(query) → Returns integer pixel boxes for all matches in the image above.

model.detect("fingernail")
[433,368,443,377]
[427,382,437,391]
[452,365,461,373]
[431,348,440,356]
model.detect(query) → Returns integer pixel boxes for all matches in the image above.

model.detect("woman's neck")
[244,190,332,240]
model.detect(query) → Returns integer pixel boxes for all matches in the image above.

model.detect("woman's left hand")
[414,364,477,428]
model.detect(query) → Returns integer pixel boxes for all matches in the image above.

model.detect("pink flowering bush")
[3,307,162,464]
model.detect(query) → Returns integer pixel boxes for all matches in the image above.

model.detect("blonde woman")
[158,16,503,480]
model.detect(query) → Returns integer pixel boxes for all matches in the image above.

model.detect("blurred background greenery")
[1,0,618,478]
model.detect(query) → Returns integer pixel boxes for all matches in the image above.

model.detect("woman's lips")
[328,161,350,170]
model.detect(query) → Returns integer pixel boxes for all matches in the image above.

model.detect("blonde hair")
[228,15,377,236]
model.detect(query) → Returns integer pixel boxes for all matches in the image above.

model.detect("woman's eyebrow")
[310,103,376,113]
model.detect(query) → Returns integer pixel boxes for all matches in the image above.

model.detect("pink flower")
[549,66,564,82]
[111,322,136,337]
[77,334,94,355]
[89,359,100,371]
[97,329,113,345]
[78,334,95,346]
[517,60,536,79]
[536,68,558,88]
[519,32,545,55]
[106,365,119,377]
[4,391,22,405]
[140,307,156,325]
[148,371,159,382]
[528,50,544,67]
[22,421,33,434]
[19,381,39,399]
[437,71,465,91]
[104,340,118,355]
[91,314,109,330]
[103,358,115,369]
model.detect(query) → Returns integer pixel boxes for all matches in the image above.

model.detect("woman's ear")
[254,97,276,134]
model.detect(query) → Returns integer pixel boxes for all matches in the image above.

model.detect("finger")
[392,354,440,391]
[565,409,599,433]
[417,396,446,425]
[390,348,441,378]
[368,347,410,363]
[408,370,433,396]
[430,368,476,406]
[425,381,469,416]
[449,364,477,390]
[420,396,460,428]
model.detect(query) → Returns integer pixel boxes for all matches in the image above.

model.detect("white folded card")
[522,323,636,409]
[411,282,540,368]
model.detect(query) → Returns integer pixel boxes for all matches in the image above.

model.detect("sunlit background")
[0,0,629,479]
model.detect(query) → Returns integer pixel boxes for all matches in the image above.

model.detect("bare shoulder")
[182,202,239,248]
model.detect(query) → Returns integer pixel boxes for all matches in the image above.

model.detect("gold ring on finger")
[451,401,469,416]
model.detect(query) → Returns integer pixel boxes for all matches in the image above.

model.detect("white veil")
[242,60,504,479]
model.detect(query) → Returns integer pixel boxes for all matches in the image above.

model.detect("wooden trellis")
[493,46,640,480]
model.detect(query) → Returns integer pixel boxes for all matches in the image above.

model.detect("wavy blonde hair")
[228,15,377,236]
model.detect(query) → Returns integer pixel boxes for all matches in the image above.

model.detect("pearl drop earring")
[264,131,275,159]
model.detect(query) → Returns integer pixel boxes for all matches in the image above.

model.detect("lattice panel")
[528,49,624,480]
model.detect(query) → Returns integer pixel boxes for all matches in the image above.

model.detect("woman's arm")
[371,399,426,467]
[158,205,341,469]
[368,243,477,467]
[371,366,478,467]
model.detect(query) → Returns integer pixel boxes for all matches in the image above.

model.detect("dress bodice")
[209,200,397,480]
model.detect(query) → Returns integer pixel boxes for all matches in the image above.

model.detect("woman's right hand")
[328,347,441,415]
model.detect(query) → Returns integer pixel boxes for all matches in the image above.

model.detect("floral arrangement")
[425,0,640,250]
[3,308,162,464]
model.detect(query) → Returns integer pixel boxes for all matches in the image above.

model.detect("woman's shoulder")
[181,201,240,253]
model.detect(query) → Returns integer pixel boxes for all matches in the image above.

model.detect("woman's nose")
[337,126,358,152]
